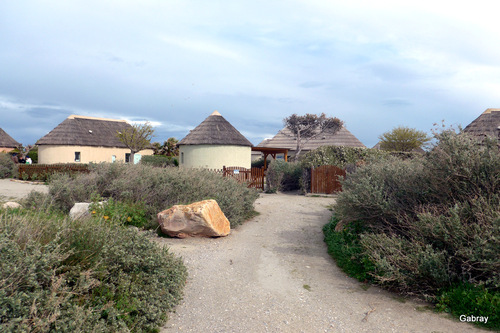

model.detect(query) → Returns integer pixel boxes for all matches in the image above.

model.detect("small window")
[181,152,184,164]
[111,155,116,163]
[125,153,131,163]
[75,152,81,162]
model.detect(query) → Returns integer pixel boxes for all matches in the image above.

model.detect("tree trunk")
[294,131,302,162]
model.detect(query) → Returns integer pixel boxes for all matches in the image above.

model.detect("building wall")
[38,145,154,164]
[179,145,251,169]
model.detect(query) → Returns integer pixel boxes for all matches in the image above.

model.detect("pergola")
[251,147,289,169]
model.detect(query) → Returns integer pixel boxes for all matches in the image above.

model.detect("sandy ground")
[156,192,484,333]
[0,179,48,201]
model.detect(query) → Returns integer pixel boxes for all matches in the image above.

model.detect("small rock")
[69,201,105,220]
[69,203,91,220]
[157,199,230,238]
[2,201,21,209]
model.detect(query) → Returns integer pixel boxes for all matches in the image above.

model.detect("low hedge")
[48,163,259,228]
[141,155,178,167]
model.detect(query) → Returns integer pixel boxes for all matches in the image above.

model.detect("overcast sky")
[1,0,499,148]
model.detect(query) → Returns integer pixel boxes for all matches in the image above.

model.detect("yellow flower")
[103,216,109,220]
[92,210,96,214]
[127,217,132,222]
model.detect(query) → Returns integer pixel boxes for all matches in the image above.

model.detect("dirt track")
[157,192,483,333]
[0,179,48,201]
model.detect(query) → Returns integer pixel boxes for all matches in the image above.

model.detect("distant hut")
[0,128,20,153]
[36,115,154,164]
[178,111,253,169]
[257,125,365,159]
[463,108,500,148]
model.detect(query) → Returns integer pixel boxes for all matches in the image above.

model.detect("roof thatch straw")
[463,108,500,144]
[257,126,365,154]
[36,115,133,148]
[178,111,252,146]
[0,128,20,148]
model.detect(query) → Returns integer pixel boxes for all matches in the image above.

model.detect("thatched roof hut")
[36,115,153,164]
[0,128,20,151]
[178,111,252,146]
[36,115,132,148]
[178,111,252,169]
[257,125,365,158]
[463,108,500,145]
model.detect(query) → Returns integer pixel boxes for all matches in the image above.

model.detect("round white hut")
[178,111,252,169]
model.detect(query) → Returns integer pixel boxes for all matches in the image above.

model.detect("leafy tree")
[116,122,155,163]
[378,126,430,152]
[284,113,343,161]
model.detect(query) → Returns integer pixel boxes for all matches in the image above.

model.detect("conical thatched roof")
[178,111,252,146]
[257,126,365,154]
[36,115,132,148]
[0,128,20,148]
[463,108,500,143]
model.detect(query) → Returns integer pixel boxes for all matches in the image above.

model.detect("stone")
[2,201,21,209]
[157,199,230,238]
[69,202,91,220]
[69,201,105,220]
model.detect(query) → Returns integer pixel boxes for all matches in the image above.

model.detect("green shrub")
[251,158,265,168]
[436,283,499,330]
[330,130,499,328]
[265,160,303,193]
[27,147,38,164]
[48,163,259,228]
[90,197,150,228]
[301,146,388,169]
[0,207,187,332]
[141,155,179,167]
[0,153,16,179]
[323,216,375,282]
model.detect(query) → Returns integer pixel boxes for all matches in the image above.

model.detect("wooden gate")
[310,165,346,194]
[223,166,265,190]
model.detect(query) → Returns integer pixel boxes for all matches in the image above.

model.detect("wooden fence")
[310,165,346,194]
[18,164,90,181]
[222,166,265,190]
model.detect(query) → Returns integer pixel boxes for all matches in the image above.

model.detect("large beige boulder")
[157,200,230,238]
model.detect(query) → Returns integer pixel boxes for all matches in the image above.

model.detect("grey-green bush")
[334,131,499,296]
[0,153,16,179]
[265,160,303,193]
[48,163,259,228]
[0,208,187,332]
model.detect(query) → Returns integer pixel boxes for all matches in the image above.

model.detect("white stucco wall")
[38,145,154,164]
[179,145,251,169]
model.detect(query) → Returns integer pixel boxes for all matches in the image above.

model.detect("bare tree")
[284,113,343,160]
[117,122,155,163]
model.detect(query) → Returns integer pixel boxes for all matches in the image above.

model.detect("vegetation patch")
[0,153,16,179]
[265,160,303,193]
[0,207,187,332]
[47,163,259,228]
[323,217,375,283]
[327,131,499,329]
[140,155,178,167]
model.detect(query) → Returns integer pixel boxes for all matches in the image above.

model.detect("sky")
[1,0,499,148]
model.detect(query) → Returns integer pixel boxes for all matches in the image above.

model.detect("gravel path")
[0,179,48,201]
[157,192,482,333]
